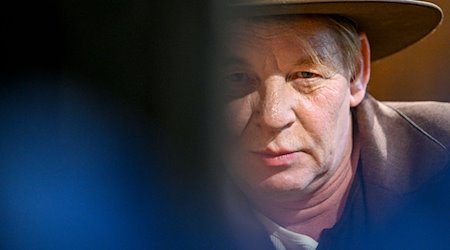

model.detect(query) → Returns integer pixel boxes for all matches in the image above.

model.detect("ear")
[350,32,371,107]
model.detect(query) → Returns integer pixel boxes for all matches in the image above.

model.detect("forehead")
[226,15,336,44]
[223,16,342,66]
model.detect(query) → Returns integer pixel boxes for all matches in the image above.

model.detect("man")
[216,0,450,249]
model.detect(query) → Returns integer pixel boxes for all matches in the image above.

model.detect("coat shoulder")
[383,101,450,150]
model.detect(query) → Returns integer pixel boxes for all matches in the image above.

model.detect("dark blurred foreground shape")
[0,77,169,249]
[1,0,217,249]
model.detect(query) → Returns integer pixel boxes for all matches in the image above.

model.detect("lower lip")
[254,151,301,167]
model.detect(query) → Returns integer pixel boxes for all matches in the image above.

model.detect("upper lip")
[251,148,298,157]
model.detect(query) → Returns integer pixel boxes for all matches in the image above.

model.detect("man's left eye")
[296,71,319,79]
[287,71,321,81]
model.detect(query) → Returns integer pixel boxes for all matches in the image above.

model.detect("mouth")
[251,150,301,167]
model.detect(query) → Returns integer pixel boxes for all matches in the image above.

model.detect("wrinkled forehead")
[223,15,344,70]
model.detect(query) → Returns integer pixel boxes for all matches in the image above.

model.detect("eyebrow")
[294,56,317,67]
[221,56,250,68]
[221,55,331,75]
[222,56,316,69]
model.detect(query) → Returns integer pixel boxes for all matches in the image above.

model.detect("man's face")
[222,17,360,204]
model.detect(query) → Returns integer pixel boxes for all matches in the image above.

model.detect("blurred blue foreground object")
[0,77,170,249]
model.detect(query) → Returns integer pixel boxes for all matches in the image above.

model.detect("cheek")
[297,82,351,146]
[225,96,254,136]
[318,89,352,165]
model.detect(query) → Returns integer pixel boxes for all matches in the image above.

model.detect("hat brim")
[228,0,443,61]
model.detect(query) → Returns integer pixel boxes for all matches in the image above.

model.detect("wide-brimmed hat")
[227,0,443,60]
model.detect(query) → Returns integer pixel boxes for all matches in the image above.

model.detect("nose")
[258,75,296,130]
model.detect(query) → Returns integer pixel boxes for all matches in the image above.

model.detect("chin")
[257,171,317,196]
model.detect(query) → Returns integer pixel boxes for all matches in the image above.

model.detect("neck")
[256,130,360,241]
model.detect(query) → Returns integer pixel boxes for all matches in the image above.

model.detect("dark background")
[370,0,450,102]
[2,1,213,186]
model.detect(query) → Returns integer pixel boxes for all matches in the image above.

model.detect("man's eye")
[287,71,321,81]
[299,72,315,78]
[222,72,257,99]
[225,72,249,82]
[296,71,319,79]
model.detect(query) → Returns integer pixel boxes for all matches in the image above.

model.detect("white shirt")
[255,212,319,250]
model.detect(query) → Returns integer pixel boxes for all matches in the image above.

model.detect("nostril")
[282,121,294,130]
[260,110,296,131]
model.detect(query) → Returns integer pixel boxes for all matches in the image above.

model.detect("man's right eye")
[222,72,257,99]
[225,72,249,82]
